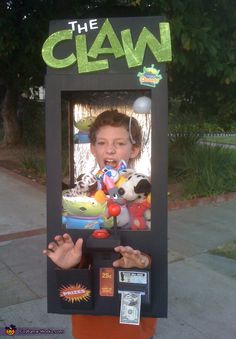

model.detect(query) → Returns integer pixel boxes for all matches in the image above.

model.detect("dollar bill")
[119,291,141,325]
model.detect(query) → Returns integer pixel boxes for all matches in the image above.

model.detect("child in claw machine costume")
[43,110,157,339]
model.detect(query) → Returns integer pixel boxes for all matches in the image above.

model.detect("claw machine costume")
[42,15,172,324]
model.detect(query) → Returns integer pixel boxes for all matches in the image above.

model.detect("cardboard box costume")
[42,16,171,319]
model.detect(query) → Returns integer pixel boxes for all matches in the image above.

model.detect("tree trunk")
[1,85,21,146]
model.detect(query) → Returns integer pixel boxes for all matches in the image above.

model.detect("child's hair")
[89,109,142,148]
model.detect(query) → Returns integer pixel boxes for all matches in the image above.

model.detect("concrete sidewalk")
[0,167,236,338]
[160,201,236,338]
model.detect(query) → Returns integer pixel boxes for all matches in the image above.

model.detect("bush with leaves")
[169,143,236,199]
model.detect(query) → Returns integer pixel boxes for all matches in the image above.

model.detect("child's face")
[90,125,140,169]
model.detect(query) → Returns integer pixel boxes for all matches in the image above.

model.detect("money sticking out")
[119,291,142,325]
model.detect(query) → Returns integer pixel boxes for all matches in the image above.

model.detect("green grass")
[184,145,236,198]
[209,240,236,260]
[19,149,45,178]
[18,147,69,180]
[202,135,236,145]
[169,143,236,199]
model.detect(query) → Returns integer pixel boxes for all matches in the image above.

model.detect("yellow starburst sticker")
[59,283,91,303]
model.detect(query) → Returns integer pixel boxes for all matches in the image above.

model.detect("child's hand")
[113,246,150,269]
[43,233,83,269]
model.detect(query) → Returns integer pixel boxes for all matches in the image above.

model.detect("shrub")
[168,116,202,153]
[180,145,236,198]
[168,124,201,181]
[19,149,45,178]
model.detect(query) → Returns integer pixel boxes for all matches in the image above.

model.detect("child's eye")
[97,141,105,146]
[115,142,126,147]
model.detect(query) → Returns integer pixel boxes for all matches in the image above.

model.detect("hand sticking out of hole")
[113,246,150,269]
[43,233,83,270]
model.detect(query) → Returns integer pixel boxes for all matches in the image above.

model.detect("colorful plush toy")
[62,192,107,229]
[62,161,130,229]
[62,162,151,230]
[95,160,127,192]
[74,173,98,195]
[117,171,151,230]
[74,116,96,143]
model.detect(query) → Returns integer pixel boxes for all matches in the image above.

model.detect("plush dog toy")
[117,171,151,202]
[117,171,151,230]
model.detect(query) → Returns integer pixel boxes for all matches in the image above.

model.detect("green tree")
[0,0,142,146]
[145,0,236,127]
[0,0,141,146]
[1,0,235,146]
[0,0,86,145]
[1,1,43,145]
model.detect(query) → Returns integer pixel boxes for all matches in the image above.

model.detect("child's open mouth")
[104,159,118,168]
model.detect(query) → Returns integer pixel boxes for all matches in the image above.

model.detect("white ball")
[133,96,151,114]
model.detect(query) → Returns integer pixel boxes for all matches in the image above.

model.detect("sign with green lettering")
[42,17,172,74]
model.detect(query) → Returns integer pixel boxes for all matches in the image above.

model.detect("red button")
[108,203,121,217]
[92,229,110,239]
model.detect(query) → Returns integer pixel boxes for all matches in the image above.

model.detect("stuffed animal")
[74,116,95,143]
[62,161,133,229]
[62,192,107,229]
[74,173,98,195]
[62,171,105,229]
[62,169,130,229]
[117,172,151,230]
[96,160,126,192]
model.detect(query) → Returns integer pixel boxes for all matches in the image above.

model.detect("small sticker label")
[100,267,114,296]
[137,64,162,88]
[59,283,91,303]
[119,271,147,284]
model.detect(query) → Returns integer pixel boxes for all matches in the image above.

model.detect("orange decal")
[59,283,91,303]
[99,267,114,297]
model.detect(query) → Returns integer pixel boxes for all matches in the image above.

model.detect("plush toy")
[95,160,127,192]
[74,116,95,132]
[73,173,98,195]
[61,161,153,230]
[62,189,129,229]
[62,192,107,229]
[62,161,130,229]
[74,116,95,143]
[117,172,151,230]
[92,160,130,228]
